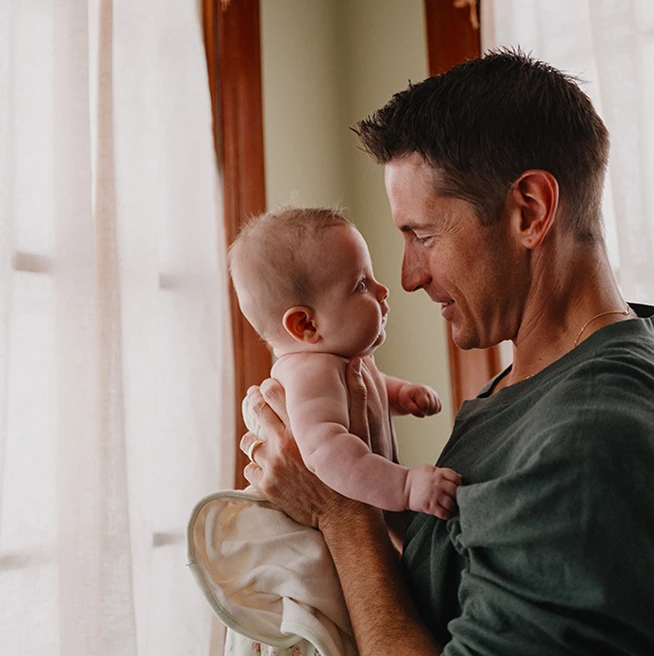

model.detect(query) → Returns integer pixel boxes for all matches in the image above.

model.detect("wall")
[261,0,453,467]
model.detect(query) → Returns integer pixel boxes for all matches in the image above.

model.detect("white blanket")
[187,488,358,656]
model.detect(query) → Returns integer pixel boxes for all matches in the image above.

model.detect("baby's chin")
[355,331,386,358]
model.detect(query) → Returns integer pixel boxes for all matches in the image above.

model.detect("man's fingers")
[346,358,388,445]
[239,431,259,457]
[260,378,290,427]
[246,385,286,437]
[346,357,369,439]
[243,460,262,487]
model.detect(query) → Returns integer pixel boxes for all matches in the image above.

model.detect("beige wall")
[261,0,454,466]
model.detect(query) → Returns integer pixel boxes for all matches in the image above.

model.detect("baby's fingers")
[426,395,442,415]
[439,467,462,486]
[410,389,430,408]
[435,482,460,519]
[436,479,460,500]
[437,494,458,514]
[401,394,427,417]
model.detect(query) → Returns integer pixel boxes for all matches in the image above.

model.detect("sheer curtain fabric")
[0,0,234,654]
[482,0,654,305]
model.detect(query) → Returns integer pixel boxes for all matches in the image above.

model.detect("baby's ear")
[282,306,321,343]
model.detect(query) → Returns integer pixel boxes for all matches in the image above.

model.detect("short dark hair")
[354,48,610,243]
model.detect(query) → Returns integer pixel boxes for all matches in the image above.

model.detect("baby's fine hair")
[228,206,353,339]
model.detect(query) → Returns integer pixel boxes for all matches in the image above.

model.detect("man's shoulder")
[538,309,654,407]
[524,354,654,468]
[549,332,654,407]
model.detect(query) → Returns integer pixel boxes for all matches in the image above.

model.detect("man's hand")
[396,383,442,417]
[239,374,366,529]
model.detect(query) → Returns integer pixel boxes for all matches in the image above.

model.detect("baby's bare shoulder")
[272,352,348,383]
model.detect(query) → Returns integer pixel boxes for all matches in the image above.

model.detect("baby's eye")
[355,279,367,292]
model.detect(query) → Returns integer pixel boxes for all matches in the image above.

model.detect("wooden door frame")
[203,0,271,489]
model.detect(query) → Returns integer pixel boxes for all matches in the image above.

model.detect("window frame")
[202,0,271,490]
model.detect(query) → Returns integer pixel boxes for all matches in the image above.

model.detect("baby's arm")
[275,355,458,517]
[384,374,442,417]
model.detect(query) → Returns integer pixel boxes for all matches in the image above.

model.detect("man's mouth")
[440,299,455,318]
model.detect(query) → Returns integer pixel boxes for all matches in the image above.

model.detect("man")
[240,50,654,655]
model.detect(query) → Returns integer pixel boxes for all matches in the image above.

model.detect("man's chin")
[450,326,480,351]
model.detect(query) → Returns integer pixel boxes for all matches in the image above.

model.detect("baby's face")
[309,226,390,358]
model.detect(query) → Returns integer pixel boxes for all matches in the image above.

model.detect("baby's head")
[229,206,390,358]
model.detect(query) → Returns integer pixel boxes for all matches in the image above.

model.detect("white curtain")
[482,0,654,305]
[0,1,234,654]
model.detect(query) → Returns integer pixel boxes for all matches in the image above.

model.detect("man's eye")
[355,279,367,291]
[415,234,434,246]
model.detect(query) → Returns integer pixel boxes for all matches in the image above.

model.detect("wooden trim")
[425,0,481,74]
[424,0,502,413]
[203,0,271,489]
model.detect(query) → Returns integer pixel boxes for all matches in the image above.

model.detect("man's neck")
[499,247,632,390]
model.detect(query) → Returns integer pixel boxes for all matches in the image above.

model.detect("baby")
[229,207,461,518]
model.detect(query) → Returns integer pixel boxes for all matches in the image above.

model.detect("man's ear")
[282,306,321,343]
[508,170,559,250]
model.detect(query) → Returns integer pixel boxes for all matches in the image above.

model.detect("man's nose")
[401,248,429,292]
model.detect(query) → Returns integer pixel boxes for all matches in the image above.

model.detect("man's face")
[384,154,521,350]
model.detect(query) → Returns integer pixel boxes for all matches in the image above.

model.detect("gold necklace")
[513,372,535,385]
[511,304,630,386]
[573,306,630,347]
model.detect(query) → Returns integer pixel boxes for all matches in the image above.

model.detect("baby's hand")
[406,465,461,519]
[397,383,442,417]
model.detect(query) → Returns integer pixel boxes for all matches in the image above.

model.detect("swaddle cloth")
[187,488,358,656]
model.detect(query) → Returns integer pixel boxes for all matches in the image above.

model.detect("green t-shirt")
[402,305,654,655]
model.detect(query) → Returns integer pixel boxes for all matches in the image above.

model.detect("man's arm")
[320,505,442,655]
[241,363,442,656]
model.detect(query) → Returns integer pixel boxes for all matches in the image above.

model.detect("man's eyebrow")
[399,223,417,233]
